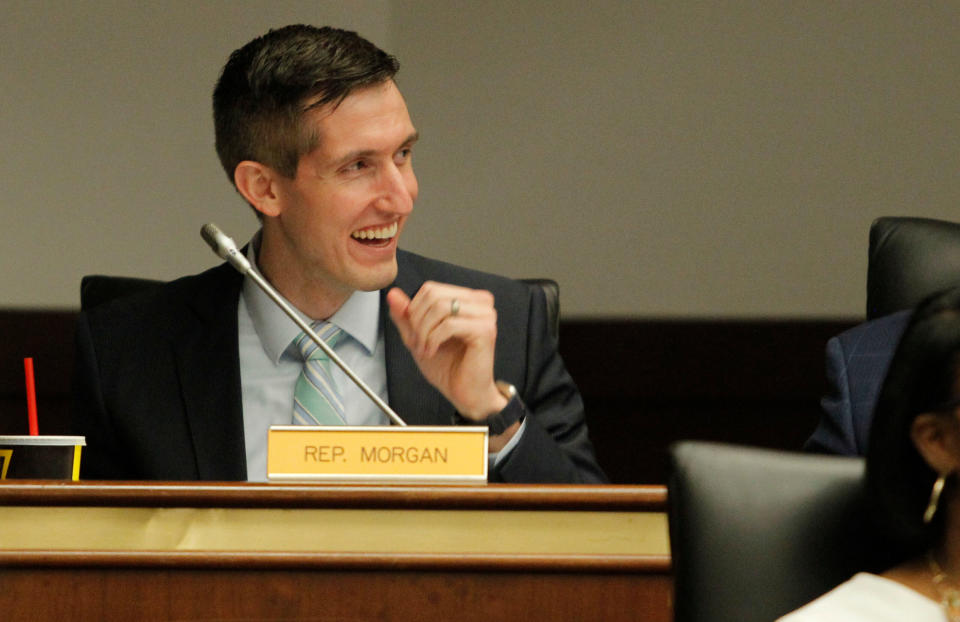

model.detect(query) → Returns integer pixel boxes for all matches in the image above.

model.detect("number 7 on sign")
[0,449,12,479]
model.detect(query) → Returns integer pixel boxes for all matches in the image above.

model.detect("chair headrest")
[520,278,560,343]
[867,217,960,319]
[80,275,163,310]
[668,442,877,622]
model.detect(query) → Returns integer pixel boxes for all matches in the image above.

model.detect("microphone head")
[200,222,251,273]
[201,223,234,259]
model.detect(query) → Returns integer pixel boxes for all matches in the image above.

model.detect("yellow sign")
[267,426,488,484]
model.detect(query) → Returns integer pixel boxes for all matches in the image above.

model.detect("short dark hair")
[866,286,960,559]
[213,25,399,183]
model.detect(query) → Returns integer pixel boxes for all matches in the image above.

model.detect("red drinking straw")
[24,357,38,435]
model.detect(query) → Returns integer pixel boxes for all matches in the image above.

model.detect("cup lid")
[0,435,86,446]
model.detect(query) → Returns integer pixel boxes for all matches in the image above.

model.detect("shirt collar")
[241,230,381,364]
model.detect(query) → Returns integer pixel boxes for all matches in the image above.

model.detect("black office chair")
[668,441,884,622]
[520,278,559,343]
[80,275,163,311]
[80,275,561,341]
[867,216,960,320]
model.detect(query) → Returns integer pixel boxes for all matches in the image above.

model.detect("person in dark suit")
[72,25,605,484]
[805,310,911,455]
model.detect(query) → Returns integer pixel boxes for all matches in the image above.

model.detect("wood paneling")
[0,310,75,436]
[0,482,671,622]
[559,318,857,482]
[0,310,859,483]
[0,480,666,509]
[0,567,673,622]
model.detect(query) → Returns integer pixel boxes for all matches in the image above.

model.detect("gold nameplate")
[267,426,488,484]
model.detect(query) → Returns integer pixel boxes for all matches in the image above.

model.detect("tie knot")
[296,322,343,361]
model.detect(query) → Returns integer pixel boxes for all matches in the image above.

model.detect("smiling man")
[72,25,606,484]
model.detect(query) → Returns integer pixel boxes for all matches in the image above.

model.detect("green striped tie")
[292,322,346,426]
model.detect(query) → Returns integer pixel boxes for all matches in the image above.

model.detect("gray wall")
[3,1,958,318]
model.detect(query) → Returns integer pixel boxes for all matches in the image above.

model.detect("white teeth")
[352,222,398,240]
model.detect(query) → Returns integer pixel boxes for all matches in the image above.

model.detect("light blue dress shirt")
[237,240,388,481]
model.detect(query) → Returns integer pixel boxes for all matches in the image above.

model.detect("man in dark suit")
[804,310,911,455]
[72,25,605,483]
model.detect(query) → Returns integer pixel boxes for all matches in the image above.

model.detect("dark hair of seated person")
[866,286,960,563]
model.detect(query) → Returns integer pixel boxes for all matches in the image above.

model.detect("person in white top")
[780,287,960,621]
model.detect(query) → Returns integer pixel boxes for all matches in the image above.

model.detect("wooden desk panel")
[1,567,672,621]
[0,482,671,622]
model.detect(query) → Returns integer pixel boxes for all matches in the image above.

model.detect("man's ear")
[234,161,283,218]
[912,413,960,475]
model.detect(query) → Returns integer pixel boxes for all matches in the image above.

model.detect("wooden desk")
[0,482,671,621]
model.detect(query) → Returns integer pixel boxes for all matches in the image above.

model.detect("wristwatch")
[453,381,526,435]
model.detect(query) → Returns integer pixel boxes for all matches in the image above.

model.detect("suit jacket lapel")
[173,264,247,480]
[383,252,452,426]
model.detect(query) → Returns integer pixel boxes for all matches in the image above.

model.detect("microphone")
[200,223,407,427]
[201,222,251,273]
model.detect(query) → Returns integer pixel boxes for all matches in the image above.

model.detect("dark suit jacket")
[72,250,606,483]
[804,310,911,455]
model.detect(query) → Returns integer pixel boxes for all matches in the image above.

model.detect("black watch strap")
[453,381,526,435]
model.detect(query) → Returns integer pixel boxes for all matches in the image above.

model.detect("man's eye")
[348,160,368,171]
[395,148,412,163]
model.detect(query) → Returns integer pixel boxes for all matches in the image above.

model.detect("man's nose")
[376,163,416,214]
